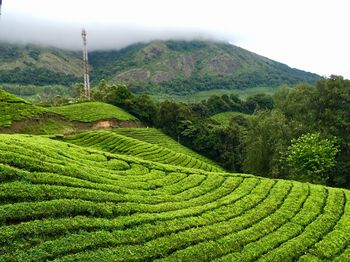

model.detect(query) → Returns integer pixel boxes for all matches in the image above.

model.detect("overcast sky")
[0,0,349,78]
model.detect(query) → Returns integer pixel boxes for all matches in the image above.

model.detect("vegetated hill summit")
[0,89,141,134]
[0,40,320,94]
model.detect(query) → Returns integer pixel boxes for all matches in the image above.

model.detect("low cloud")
[0,14,234,50]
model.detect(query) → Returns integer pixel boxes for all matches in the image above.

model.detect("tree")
[124,95,157,125]
[71,83,84,98]
[114,84,133,105]
[244,93,274,114]
[243,109,291,178]
[273,83,317,134]
[287,133,339,184]
[93,80,133,105]
[206,95,231,115]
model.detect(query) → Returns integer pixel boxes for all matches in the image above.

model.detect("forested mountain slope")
[0,41,319,94]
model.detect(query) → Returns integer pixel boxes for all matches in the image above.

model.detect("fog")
[1,0,350,78]
[0,14,234,50]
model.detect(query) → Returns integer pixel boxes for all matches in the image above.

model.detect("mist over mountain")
[0,14,233,51]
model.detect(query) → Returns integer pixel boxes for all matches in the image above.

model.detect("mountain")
[0,40,320,94]
[0,43,81,85]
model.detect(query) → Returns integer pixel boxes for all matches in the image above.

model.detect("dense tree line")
[120,69,319,95]
[92,75,350,189]
[0,67,80,86]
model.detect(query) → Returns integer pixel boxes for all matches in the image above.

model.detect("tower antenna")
[81,29,91,99]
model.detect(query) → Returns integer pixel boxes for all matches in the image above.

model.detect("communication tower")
[81,29,91,99]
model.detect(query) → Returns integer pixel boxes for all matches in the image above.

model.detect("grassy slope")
[0,134,349,261]
[0,89,48,127]
[113,128,221,168]
[1,91,139,134]
[50,102,138,122]
[64,130,223,172]
[211,111,252,126]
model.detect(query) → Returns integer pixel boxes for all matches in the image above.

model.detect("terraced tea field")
[64,130,223,172]
[50,102,138,122]
[1,133,350,261]
[0,90,140,134]
[0,90,47,127]
[113,128,220,166]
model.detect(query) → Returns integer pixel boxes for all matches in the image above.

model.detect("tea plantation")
[1,133,350,261]
[64,129,223,172]
[0,90,140,134]
[0,90,48,127]
[113,128,220,167]
[50,102,137,122]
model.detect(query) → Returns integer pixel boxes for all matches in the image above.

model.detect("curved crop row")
[113,128,221,167]
[0,134,349,261]
[64,130,223,172]
[0,90,47,127]
[49,102,137,122]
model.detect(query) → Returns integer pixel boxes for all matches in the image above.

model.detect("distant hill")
[0,43,81,85]
[0,40,320,95]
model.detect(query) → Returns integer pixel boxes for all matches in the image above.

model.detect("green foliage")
[112,128,221,169]
[273,76,350,187]
[92,80,132,105]
[244,93,274,113]
[50,102,138,122]
[0,67,80,86]
[149,87,277,103]
[0,41,319,94]
[0,83,77,103]
[0,90,48,127]
[65,130,222,172]
[211,112,251,127]
[0,134,349,260]
[92,80,157,125]
[287,133,339,184]
[243,110,292,178]
[123,95,158,125]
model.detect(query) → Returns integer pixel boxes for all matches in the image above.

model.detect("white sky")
[0,0,349,78]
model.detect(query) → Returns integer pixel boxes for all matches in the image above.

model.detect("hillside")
[64,129,223,172]
[0,43,81,85]
[50,102,138,122]
[0,89,48,127]
[1,133,350,261]
[0,90,140,134]
[113,128,221,166]
[0,41,319,95]
[89,41,319,94]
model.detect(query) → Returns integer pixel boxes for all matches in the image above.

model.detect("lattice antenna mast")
[81,29,91,99]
